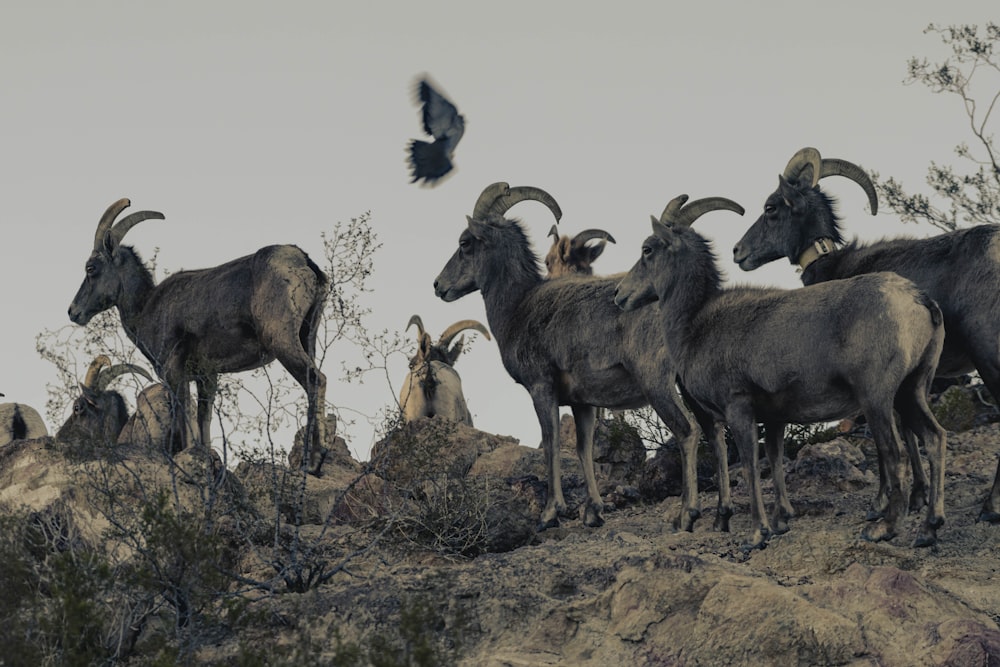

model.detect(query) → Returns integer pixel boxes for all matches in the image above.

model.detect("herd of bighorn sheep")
[5,144,1000,551]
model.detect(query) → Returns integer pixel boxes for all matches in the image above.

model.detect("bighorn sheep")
[55,355,154,446]
[433,182,733,532]
[0,395,48,446]
[68,198,329,456]
[616,194,947,549]
[544,226,616,278]
[733,146,1000,524]
[399,315,491,425]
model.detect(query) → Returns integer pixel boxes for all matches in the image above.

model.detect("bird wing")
[417,79,465,147]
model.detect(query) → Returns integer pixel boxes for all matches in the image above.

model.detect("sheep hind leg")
[763,422,794,535]
[896,395,946,547]
[972,361,1000,523]
[687,396,731,532]
[860,407,906,544]
[571,405,604,527]
[725,401,771,550]
[275,348,328,464]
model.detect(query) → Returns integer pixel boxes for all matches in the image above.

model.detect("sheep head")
[544,226,616,277]
[615,195,744,312]
[406,315,490,368]
[68,198,165,325]
[733,147,878,272]
[58,355,154,443]
[435,182,563,302]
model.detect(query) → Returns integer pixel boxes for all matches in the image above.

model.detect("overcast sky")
[1,1,994,460]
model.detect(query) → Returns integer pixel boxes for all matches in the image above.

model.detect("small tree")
[872,23,1000,232]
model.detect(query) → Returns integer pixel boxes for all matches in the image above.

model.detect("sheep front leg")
[649,389,701,532]
[725,401,771,550]
[531,392,564,530]
[571,404,604,527]
[195,374,218,449]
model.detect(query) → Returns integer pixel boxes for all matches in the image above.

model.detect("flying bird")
[407,76,465,186]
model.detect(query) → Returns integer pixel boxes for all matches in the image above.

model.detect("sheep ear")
[587,242,607,263]
[778,174,807,213]
[466,216,489,240]
[651,216,672,240]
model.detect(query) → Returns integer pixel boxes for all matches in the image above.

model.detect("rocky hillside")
[1,394,999,665]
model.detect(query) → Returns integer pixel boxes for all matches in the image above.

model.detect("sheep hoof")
[537,516,560,532]
[912,530,938,548]
[861,521,896,543]
[583,504,605,528]
[674,508,701,533]
[714,507,733,532]
[865,507,885,522]
[977,507,1000,524]
[908,488,928,513]
[740,528,769,552]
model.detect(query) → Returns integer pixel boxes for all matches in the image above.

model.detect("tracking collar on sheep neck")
[797,237,836,271]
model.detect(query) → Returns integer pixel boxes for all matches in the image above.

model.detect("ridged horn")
[472,182,511,220]
[82,355,112,389]
[439,320,491,348]
[548,224,560,241]
[96,363,155,392]
[572,229,616,246]
[782,147,823,188]
[661,197,745,229]
[406,314,426,339]
[487,186,562,223]
[658,195,690,225]
[107,209,166,250]
[93,199,131,252]
[819,159,878,215]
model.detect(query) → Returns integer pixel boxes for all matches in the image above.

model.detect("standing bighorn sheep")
[733,146,1000,524]
[616,194,947,549]
[399,315,491,425]
[55,355,154,446]
[544,226,616,278]
[0,394,48,446]
[433,182,733,532]
[68,198,329,455]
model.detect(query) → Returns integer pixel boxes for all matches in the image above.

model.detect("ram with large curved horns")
[399,315,491,425]
[68,198,329,455]
[55,354,154,446]
[733,146,1000,526]
[433,183,735,533]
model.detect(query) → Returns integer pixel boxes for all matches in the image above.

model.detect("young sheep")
[434,182,734,532]
[615,194,947,549]
[399,315,491,425]
[544,225,616,278]
[56,355,154,446]
[733,146,1000,523]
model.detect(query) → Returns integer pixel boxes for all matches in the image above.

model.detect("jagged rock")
[288,413,359,477]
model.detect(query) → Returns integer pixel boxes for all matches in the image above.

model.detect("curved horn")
[572,229,616,246]
[548,224,560,241]
[658,195,690,225]
[488,186,562,223]
[664,197,745,229]
[93,198,131,252]
[819,159,878,215]
[782,147,823,188]
[107,210,165,250]
[438,319,491,347]
[472,182,511,220]
[82,355,112,389]
[406,314,426,339]
[96,363,155,392]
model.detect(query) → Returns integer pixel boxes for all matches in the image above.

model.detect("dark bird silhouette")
[407,77,465,185]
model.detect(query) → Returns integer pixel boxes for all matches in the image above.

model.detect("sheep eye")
[85,263,97,276]
[642,246,653,257]
[764,205,776,215]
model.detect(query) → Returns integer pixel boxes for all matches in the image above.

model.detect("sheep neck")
[796,237,837,271]
[479,261,542,345]
[113,254,157,348]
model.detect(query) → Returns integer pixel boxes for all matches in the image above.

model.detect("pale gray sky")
[1,1,994,460]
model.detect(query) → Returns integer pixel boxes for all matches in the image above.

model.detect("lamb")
[433,182,734,532]
[733,146,1000,524]
[0,394,48,447]
[68,198,329,457]
[55,355,154,446]
[399,315,491,426]
[544,226,616,278]
[615,194,948,549]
